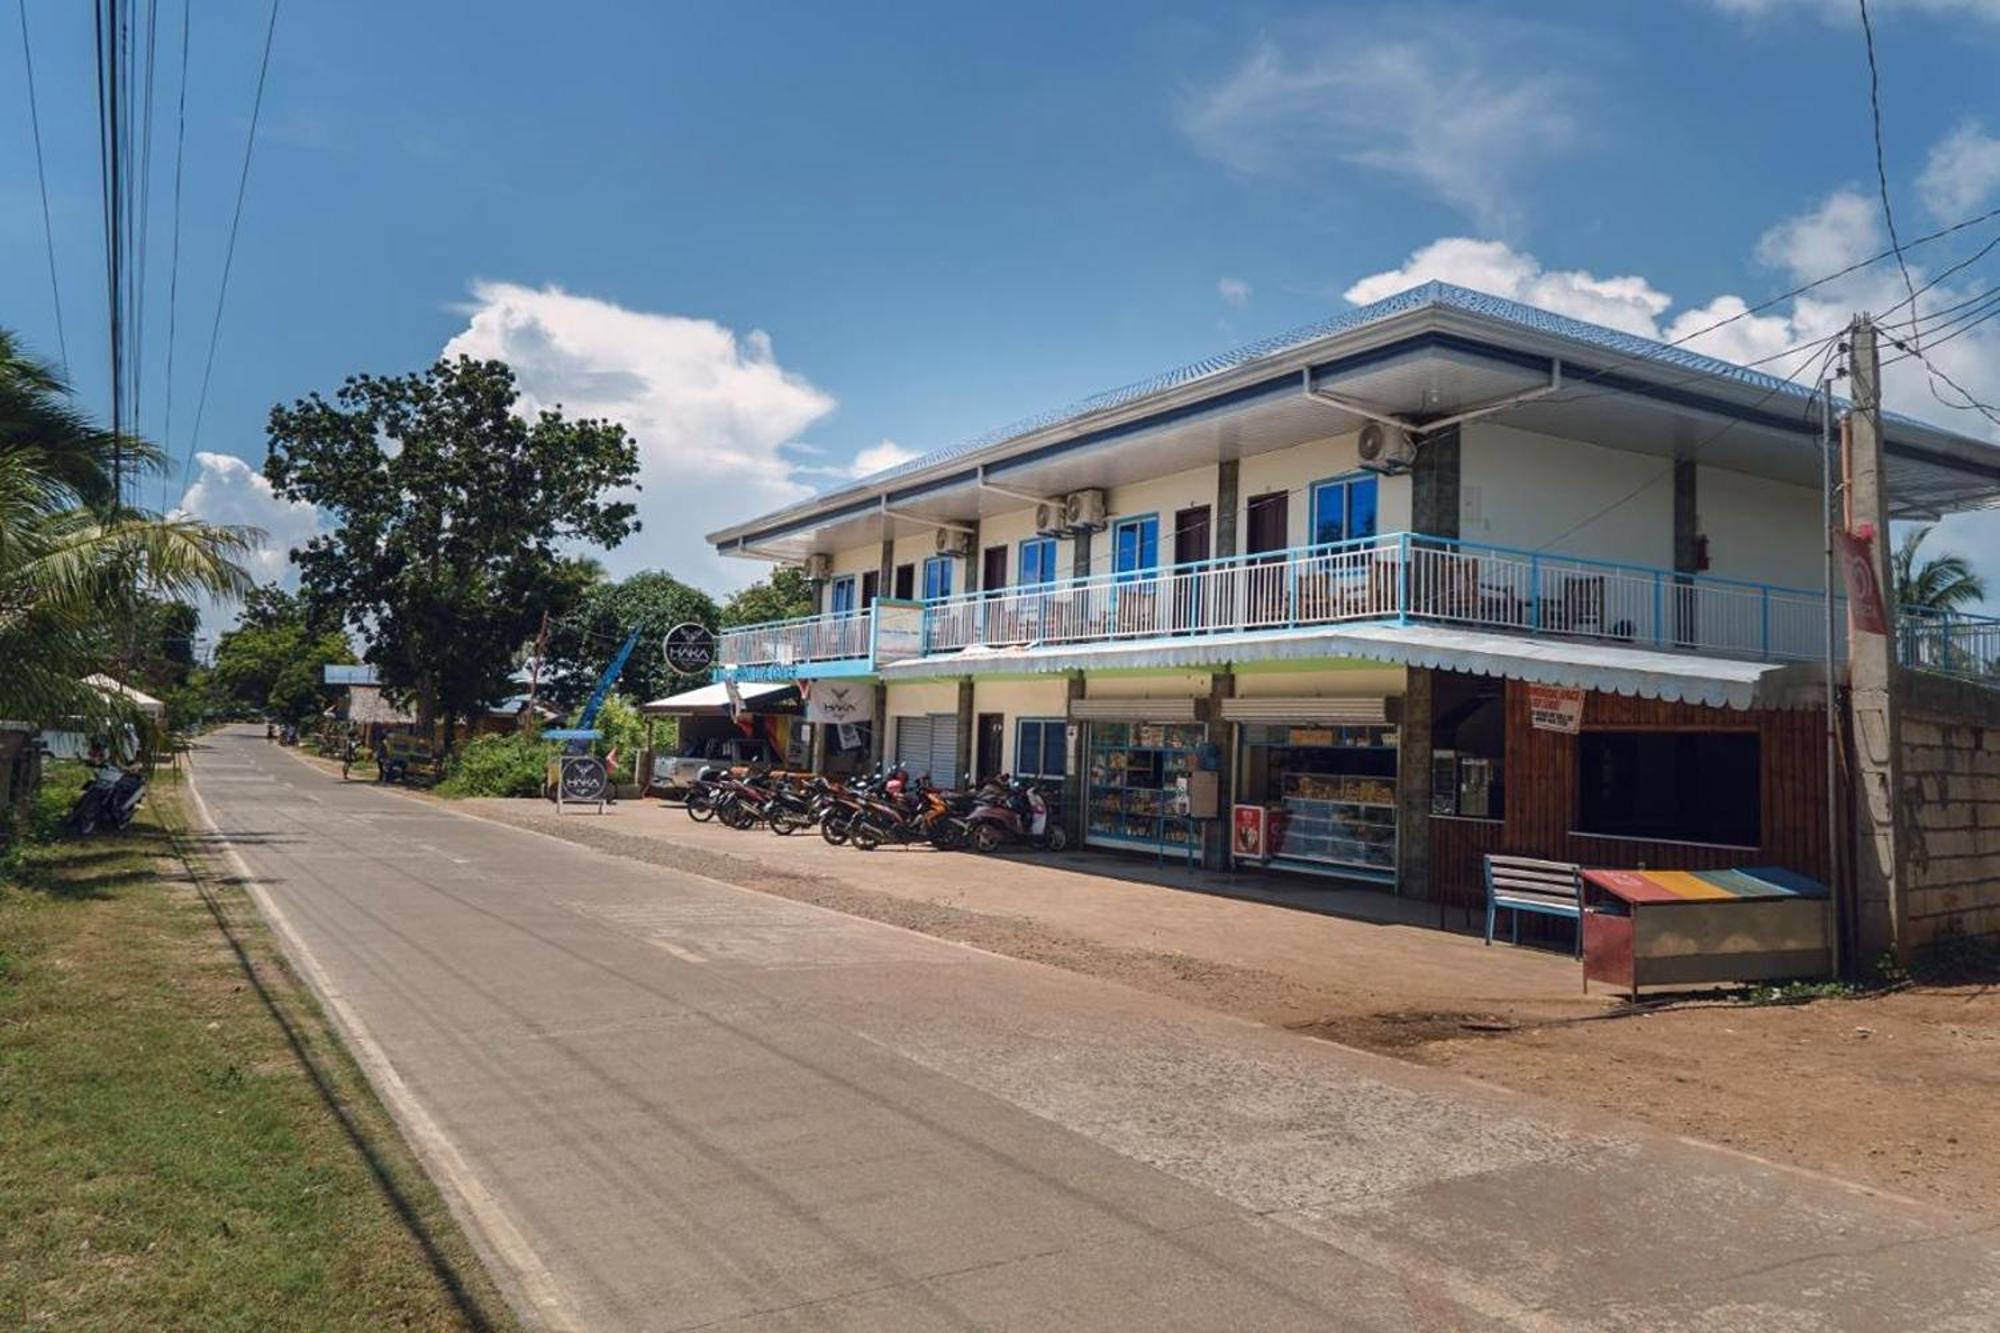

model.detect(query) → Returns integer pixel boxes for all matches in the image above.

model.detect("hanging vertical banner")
[1526,684,1586,734]
[1835,528,1890,636]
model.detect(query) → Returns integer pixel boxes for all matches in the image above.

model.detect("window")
[1578,731,1760,847]
[1019,536,1058,587]
[829,575,857,616]
[922,555,954,601]
[1112,515,1159,581]
[1015,717,1067,779]
[1309,473,1380,548]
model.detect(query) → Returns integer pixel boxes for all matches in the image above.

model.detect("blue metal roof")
[845,281,1841,491]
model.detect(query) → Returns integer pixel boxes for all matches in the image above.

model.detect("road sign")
[664,622,718,676]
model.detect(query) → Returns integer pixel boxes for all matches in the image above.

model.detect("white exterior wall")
[1697,464,1825,590]
[971,678,1072,774]
[1084,671,1212,699]
[973,503,1070,588]
[1100,463,1221,574]
[1236,432,1411,547]
[891,533,962,598]
[1459,422,1673,568]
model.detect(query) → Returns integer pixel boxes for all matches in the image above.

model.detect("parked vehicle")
[68,763,147,836]
[652,734,784,799]
[964,775,1067,854]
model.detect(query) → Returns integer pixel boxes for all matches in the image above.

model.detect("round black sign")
[560,755,610,803]
[664,622,718,676]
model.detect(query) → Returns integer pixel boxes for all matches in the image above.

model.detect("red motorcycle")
[964,776,1067,853]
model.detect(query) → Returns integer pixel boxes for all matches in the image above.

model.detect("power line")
[1857,0,1918,331]
[157,0,189,514]
[17,0,70,373]
[180,0,281,499]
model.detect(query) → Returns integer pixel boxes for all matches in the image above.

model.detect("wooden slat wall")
[1428,680,1828,905]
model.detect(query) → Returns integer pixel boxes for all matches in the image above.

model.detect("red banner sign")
[1835,528,1890,636]
[1232,803,1268,859]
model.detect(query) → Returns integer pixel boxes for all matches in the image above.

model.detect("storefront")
[1072,695,1210,857]
[1224,697,1398,883]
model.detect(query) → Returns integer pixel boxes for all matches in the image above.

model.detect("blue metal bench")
[1483,854,1583,955]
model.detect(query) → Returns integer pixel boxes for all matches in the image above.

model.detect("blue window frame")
[1015,718,1067,779]
[829,574,857,616]
[1018,536,1058,587]
[1112,515,1159,582]
[1310,474,1380,548]
[922,555,954,601]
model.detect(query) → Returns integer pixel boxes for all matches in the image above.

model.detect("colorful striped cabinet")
[1581,867,1833,998]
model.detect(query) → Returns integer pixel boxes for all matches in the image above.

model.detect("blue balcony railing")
[1899,606,2000,681]
[717,532,1862,675]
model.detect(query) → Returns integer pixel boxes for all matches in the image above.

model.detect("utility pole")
[1844,314,1907,969]
[523,611,549,732]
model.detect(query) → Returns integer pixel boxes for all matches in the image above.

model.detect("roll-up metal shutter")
[1218,696,1394,725]
[1067,697,1200,722]
[927,713,963,790]
[892,715,933,776]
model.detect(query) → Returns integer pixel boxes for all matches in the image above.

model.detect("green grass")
[0,772,516,1331]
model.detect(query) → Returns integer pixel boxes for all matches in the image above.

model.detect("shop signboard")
[1527,684,1586,734]
[804,680,874,724]
[1232,803,1268,859]
[1289,727,1334,748]
[663,622,718,676]
[872,600,925,664]
[558,754,609,813]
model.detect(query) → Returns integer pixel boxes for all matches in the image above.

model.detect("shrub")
[436,734,550,799]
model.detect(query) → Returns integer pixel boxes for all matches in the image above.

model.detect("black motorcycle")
[68,766,147,836]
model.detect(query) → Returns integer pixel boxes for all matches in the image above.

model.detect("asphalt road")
[190,727,2000,1331]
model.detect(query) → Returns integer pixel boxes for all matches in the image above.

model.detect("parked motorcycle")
[964,775,1067,853]
[68,764,148,836]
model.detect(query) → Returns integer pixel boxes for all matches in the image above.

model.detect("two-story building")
[704,282,2000,919]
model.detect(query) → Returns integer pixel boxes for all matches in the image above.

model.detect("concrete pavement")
[191,727,2000,1330]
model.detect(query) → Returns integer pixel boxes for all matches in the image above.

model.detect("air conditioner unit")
[1064,488,1108,531]
[803,553,833,581]
[933,527,972,558]
[1034,501,1067,536]
[1356,421,1419,474]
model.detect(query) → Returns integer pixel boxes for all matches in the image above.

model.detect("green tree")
[264,357,640,748]
[1893,525,1987,614]
[720,566,814,628]
[541,569,720,707]
[0,331,254,732]
[207,586,356,725]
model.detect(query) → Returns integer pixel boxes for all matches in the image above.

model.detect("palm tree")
[1892,525,1986,615]
[0,333,259,731]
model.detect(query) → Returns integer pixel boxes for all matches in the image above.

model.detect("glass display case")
[1235,722,1398,880]
[1086,720,1207,852]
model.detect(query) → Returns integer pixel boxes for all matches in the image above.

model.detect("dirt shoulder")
[294,749,2000,1216]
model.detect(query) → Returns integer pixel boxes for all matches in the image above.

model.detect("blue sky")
[5,0,1999,618]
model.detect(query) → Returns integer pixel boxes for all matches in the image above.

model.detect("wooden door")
[1245,492,1289,624]
[982,545,1009,595]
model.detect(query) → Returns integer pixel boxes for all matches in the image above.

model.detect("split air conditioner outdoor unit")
[1034,501,1067,536]
[803,553,833,581]
[933,527,973,558]
[1064,488,1108,531]
[1356,421,1419,474]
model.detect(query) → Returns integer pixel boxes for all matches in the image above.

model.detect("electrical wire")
[156,0,189,514]
[179,0,281,500]
[17,0,70,373]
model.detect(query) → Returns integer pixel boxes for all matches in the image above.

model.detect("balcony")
[718,533,1868,681]
[1899,607,2000,682]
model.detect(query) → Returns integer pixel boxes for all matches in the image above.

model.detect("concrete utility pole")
[1844,315,1907,967]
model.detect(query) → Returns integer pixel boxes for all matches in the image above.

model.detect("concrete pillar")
[1845,317,1908,965]
[1201,672,1235,871]
[1410,424,1461,539]
[1395,669,1435,906]
[1216,458,1240,559]
[869,683,888,768]
[1063,672,1086,844]
[955,676,974,790]
[963,521,983,595]
[1673,458,1698,645]
[1071,527,1093,581]
[877,530,895,600]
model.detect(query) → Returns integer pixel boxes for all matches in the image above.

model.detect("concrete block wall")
[1898,674,2000,951]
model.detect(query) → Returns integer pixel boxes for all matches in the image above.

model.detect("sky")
[5,0,2000,638]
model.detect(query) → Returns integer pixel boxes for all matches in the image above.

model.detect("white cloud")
[1217,276,1251,308]
[1344,238,1672,337]
[174,450,323,637]
[851,439,918,477]
[441,281,835,594]
[1919,121,2000,220]
[1183,30,1585,229]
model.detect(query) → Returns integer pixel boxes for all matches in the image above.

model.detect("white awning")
[886,624,1827,711]
[639,681,799,715]
[84,673,165,719]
